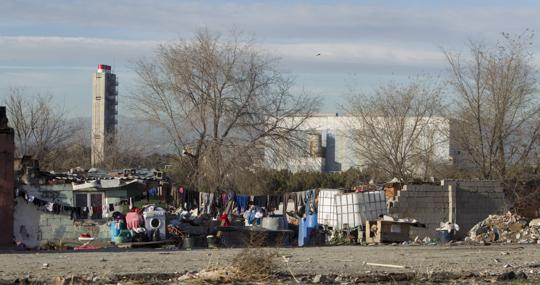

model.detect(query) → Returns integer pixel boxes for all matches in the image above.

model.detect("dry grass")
[184,230,284,284]
[229,230,281,282]
[229,247,279,281]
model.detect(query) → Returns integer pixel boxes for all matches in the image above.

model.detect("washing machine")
[143,210,167,240]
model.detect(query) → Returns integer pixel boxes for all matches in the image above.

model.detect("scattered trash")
[309,274,333,283]
[468,212,540,243]
[497,271,527,281]
[363,262,407,269]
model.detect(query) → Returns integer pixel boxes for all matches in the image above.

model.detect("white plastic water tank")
[317,189,344,228]
[334,191,387,230]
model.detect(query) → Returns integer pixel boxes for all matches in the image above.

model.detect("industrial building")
[267,113,452,174]
[91,64,118,167]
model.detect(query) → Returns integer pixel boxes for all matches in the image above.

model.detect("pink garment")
[125,212,144,230]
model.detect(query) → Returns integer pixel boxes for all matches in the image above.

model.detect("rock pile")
[468,212,540,243]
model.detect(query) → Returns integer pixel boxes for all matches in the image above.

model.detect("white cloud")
[0,36,444,72]
[0,36,160,68]
[1,1,539,113]
[265,42,443,65]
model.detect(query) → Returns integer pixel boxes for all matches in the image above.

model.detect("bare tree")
[54,118,92,170]
[4,88,72,170]
[348,80,446,180]
[131,29,319,192]
[444,31,540,179]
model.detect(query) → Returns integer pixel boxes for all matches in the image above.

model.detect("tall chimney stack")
[0,106,8,129]
[0,105,14,247]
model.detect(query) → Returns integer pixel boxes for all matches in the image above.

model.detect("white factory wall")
[265,114,451,173]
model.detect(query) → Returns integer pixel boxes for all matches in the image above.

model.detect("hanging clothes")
[183,189,199,210]
[52,203,61,214]
[235,195,250,213]
[296,191,307,209]
[282,192,294,212]
[220,192,228,209]
[45,202,54,212]
[25,194,35,203]
[253,195,268,208]
[198,192,215,214]
[148,188,158,197]
[177,186,185,207]
[268,195,282,211]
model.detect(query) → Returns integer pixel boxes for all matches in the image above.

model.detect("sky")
[1,0,539,117]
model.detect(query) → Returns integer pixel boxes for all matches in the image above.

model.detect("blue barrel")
[110,220,126,242]
[438,230,455,243]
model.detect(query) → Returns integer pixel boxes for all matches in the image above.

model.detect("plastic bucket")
[207,235,217,249]
[183,237,194,250]
[438,230,455,243]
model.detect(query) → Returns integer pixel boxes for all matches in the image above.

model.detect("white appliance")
[143,210,167,240]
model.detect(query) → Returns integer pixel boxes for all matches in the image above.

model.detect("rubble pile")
[468,212,540,244]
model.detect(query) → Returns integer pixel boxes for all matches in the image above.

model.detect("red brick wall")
[0,107,14,246]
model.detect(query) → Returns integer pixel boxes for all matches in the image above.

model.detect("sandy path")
[1,244,539,283]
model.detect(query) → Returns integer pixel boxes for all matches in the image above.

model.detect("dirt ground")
[1,244,540,284]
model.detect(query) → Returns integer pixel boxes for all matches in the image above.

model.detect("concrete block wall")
[389,180,507,239]
[449,180,507,239]
[38,214,111,243]
[389,184,449,239]
[14,197,112,248]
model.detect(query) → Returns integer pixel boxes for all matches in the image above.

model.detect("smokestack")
[0,106,8,129]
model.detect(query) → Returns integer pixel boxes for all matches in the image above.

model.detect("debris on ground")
[497,271,528,281]
[363,262,407,269]
[468,212,540,243]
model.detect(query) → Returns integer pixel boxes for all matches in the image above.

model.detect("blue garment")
[148,187,158,197]
[227,192,236,202]
[247,211,256,224]
[235,195,249,213]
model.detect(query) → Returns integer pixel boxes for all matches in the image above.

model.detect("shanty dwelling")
[14,177,146,248]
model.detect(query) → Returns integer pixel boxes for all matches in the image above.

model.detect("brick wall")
[0,107,14,247]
